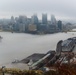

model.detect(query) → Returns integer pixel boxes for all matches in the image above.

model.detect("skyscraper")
[18,15,27,32]
[11,16,15,24]
[18,15,27,24]
[31,14,38,25]
[51,15,56,25]
[57,20,62,31]
[42,14,47,24]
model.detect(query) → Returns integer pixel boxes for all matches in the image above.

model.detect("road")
[73,44,76,53]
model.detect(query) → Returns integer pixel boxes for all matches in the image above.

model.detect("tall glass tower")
[42,14,47,24]
[31,14,39,25]
[51,15,56,25]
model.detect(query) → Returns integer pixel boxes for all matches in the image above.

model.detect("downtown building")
[14,15,28,32]
[42,13,47,24]
[57,20,62,31]
[27,14,38,33]
[48,15,58,33]
[38,14,48,33]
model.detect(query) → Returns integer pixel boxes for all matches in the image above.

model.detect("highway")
[73,44,76,53]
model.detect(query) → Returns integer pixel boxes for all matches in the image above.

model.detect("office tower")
[57,20,62,31]
[11,16,15,24]
[51,15,56,25]
[31,14,38,25]
[18,15,27,24]
[42,14,47,24]
[18,15,27,32]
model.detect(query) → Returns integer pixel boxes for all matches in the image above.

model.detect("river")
[0,32,76,69]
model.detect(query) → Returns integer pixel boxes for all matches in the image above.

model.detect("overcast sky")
[0,0,76,21]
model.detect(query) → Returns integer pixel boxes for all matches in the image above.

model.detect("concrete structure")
[61,38,76,52]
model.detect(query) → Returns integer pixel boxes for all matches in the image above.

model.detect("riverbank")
[0,30,61,35]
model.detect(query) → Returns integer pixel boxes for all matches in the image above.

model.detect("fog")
[0,0,76,21]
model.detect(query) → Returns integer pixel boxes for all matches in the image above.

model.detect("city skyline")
[0,13,65,34]
[0,0,76,22]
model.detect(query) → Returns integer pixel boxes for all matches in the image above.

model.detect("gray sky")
[0,0,76,21]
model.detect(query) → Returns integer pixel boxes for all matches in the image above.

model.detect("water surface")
[0,32,76,67]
